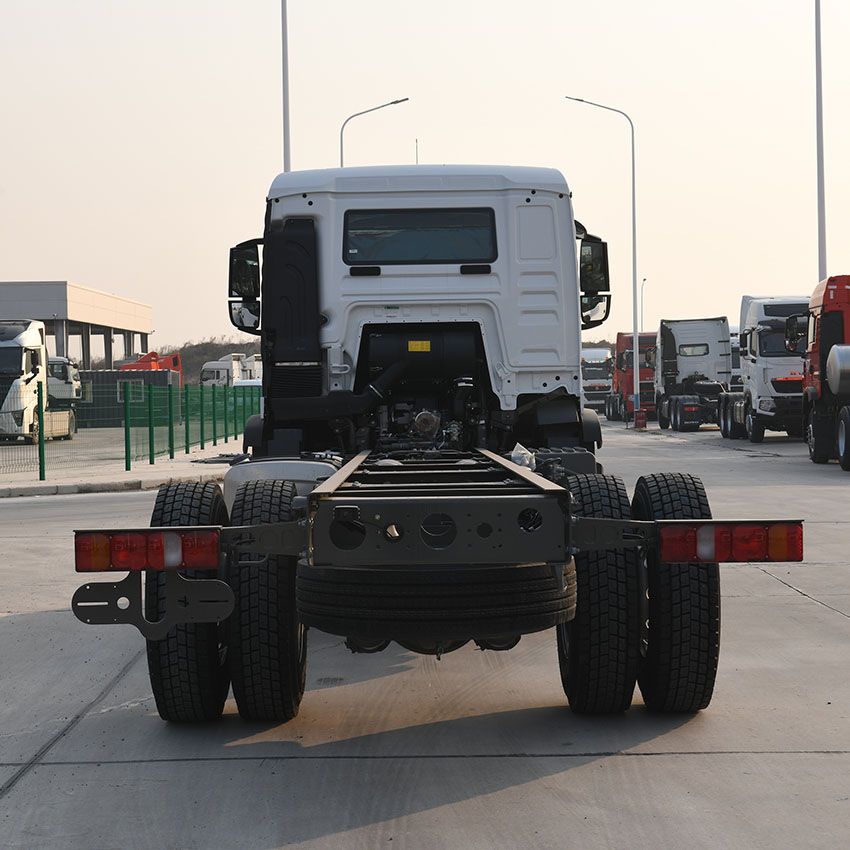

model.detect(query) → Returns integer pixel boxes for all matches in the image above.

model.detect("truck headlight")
[758,399,776,412]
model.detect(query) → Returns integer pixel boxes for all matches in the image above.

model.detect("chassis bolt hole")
[420,513,456,549]
[477,523,493,538]
[330,519,367,550]
[517,508,543,533]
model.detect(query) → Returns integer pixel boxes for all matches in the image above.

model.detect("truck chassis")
[73,450,802,722]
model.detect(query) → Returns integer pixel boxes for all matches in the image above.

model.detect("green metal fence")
[0,382,261,481]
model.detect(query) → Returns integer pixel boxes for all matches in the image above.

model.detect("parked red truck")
[605,331,656,421]
[787,275,850,468]
[118,351,183,386]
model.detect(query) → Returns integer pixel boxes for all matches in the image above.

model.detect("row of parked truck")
[582,280,850,470]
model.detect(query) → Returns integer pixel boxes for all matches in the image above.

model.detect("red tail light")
[75,529,220,572]
[658,521,803,563]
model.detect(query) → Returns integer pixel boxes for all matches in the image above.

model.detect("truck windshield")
[344,208,497,265]
[0,348,22,375]
[759,329,792,357]
[582,363,610,379]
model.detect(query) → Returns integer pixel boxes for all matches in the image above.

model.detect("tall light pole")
[339,98,410,168]
[815,0,826,280]
[565,95,640,414]
[641,277,647,332]
[281,0,291,172]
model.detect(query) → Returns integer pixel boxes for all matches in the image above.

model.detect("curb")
[0,470,227,499]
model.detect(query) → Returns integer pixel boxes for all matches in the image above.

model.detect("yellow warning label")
[408,340,431,352]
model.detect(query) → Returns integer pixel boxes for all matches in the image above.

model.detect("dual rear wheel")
[559,472,720,714]
[146,479,306,723]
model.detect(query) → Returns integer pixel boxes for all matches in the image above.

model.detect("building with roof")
[0,281,152,368]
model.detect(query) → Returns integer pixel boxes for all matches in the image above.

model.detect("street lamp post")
[815,0,827,280]
[339,98,410,167]
[565,95,640,415]
[281,0,291,172]
[641,277,647,332]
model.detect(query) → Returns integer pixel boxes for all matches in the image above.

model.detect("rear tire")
[631,473,720,713]
[671,398,681,431]
[557,474,640,714]
[657,399,670,430]
[229,479,306,722]
[718,397,728,438]
[146,482,230,723]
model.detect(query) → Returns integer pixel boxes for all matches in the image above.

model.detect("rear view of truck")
[655,317,733,430]
[72,165,802,725]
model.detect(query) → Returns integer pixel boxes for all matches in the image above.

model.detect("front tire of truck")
[718,396,728,438]
[657,399,670,430]
[146,482,231,723]
[837,407,850,471]
[228,479,306,722]
[557,474,640,714]
[631,473,720,713]
[745,405,765,443]
[807,409,833,464]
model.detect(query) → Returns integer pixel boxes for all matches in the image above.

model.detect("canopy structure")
[0,281,152,368]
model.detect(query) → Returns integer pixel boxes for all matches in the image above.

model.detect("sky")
[1,0,849,351]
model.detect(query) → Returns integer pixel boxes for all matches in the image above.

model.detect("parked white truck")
[655,317,734,430]
[719,296,808,442]
[200,352,262,386]
[580,347,613,412]
[47,356,82,408]
[72,165,803,726]
[0,320,76,442]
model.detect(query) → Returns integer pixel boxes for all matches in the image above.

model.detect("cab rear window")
[344,208,497,265]
[679,344,709,356]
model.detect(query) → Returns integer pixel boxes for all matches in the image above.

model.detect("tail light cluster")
[75,529,220,572]
[74,520,803,572]
[657,521,803,563]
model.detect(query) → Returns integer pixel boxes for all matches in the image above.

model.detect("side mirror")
[579,239,610,293]
[230,301,260,332]
[229,239,262,335]
[580,293,611,330]
[784,314,806,355]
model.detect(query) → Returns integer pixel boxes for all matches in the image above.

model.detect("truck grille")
[771,378,802,394]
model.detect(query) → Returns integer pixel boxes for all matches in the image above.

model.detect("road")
[1,423,848,849]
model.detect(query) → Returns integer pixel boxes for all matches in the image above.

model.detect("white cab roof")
[268,165,570,200]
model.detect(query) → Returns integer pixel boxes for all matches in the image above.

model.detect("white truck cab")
[0,320,75,442]
[719,296,808,442]
[228,164,610,457]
